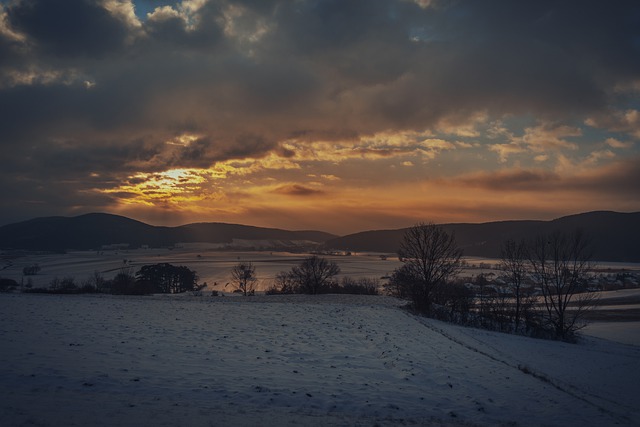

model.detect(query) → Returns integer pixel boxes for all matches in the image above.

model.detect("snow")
[583,322,640,346]
[1,293,639,426]
[1,250,403,291]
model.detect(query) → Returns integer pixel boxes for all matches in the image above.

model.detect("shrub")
[22,264,41,276]
[0,278,18,292]
[136,263,200,294]
[41,276,80,294]
[337,277,380,295]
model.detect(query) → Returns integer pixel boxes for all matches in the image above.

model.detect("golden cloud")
[272,184,326,197]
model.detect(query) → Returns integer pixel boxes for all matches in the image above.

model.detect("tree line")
[16,263,205,296]
[386,222,596,341]
[6,256,376,297]
[227,256,378,296]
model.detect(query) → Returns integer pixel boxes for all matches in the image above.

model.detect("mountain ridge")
[0,213,337,251]
[324,211,640,262]
[1,211,639,262]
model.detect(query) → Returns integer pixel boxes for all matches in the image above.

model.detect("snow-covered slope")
[1,294,638,426]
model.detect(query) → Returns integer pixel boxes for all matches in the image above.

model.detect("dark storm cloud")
[416,0,640,115]
[0,135,159,182]
[4,0,639,145]
[5,0,131,58]
[573,157,640,197]
[455,157,640,198]
[271,0,409,55]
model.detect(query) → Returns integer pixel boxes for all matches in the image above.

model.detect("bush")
[336,277,380,295]
[22,264,41,276]
[264,284,280,295]
[136,263,200,294]
[270,271,297,294]
[266,275,379,296]
[110,269,151,295]
[48,276,77,293]
[0,278,18,292]
[440,281,474,322]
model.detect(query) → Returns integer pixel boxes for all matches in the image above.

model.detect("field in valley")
[2,247,640,346]
[1,248,405,292]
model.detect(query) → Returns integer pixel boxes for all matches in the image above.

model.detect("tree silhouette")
[395,222,463,313]
[527,229,596,340]
[136,263,199,294]
[499,238,528,332]
[230,262,257,296]
[290,256,340,294]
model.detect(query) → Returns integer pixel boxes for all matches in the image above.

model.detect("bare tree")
[395,222,463,313]
[527,230,597,340]
[269,271,296,294]
[499,238,528,332]
[290,256,340,294]
[230,262,257,296]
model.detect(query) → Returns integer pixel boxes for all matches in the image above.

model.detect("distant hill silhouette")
[0,213,337,251]
[2,211,639,261]
[324,211,640,262]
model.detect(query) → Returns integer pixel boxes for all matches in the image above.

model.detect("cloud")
[102,0,142,30]
[519,123,581,152]
[451,157,640,198]
[272,184,325,197]
[1,0,640,228]
[489,122,581,162]
[489,143,528,163]
[604,137,634,149]
[280,132,457,164]
[584,149,616,166]
[573,157,640,197]
[5,0,133,57]
[586,109,640,139]
[456,169,561,191]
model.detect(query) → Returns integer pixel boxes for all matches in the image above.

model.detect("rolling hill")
[1,211,639,262]
[324,211,640,262]
[0,213,337,251]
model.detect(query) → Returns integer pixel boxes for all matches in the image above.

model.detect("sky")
[0,0,639,234]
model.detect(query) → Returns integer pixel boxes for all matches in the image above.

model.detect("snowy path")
[1,293,638,426]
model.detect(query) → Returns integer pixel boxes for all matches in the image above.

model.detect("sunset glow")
[1,1,639,233]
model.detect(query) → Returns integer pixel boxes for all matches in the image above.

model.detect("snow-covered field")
[3,248,638,292]
[1,293,639,426]
[1,249,403,291]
